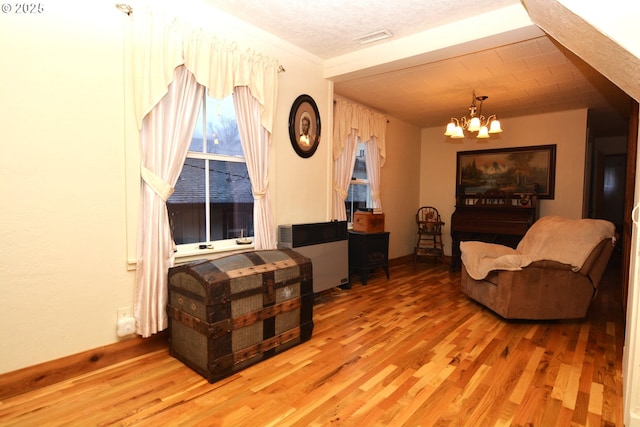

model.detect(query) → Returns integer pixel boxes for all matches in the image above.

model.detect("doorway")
[593,152,627,232]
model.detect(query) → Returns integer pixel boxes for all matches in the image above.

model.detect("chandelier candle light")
[444,91,502,139]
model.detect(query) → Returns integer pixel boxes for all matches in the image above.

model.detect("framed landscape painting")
[456,144,556,199]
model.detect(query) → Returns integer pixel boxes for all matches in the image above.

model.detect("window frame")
[345,140,371,226]
[170,94,255,261]
[346,178,371,226]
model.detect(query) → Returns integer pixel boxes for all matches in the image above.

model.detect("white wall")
[419,109,589,256]
[380,117,423,259]
[273,79,332,225]
[0,0,334,374]
[0,1,134,373]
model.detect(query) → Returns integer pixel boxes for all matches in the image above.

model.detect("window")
[167,94,253,247]
[345,140,370,224]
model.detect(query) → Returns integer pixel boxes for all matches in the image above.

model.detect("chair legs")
[414,231,445,264]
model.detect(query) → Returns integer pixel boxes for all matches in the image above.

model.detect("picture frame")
[288,94,321,158]
[456,144,557,199]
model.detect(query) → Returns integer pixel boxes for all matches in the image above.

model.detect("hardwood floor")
[0,257,625,427]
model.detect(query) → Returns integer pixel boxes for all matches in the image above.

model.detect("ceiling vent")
[353,30,393,45]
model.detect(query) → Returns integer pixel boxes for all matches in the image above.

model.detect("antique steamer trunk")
[167,249,314,383]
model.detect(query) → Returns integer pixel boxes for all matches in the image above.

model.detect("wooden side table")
[348,231,390,285]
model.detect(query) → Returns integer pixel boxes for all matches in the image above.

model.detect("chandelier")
[444,91,502,139]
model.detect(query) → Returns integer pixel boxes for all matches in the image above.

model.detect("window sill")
[126,239,255,270]
[174,240,255,265]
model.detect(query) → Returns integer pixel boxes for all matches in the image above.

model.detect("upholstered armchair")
[459,216,617,320]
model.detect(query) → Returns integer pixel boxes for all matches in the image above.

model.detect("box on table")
[353,212,385,232]
[167,248,314,383]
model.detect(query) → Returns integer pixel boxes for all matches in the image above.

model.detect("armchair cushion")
[461,216,615,280]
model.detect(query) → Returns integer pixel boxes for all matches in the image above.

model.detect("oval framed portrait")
[288,94,321,158]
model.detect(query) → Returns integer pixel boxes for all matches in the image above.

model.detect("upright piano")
[450,191,538,271]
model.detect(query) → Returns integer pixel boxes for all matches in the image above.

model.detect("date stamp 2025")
[1,3,44,13]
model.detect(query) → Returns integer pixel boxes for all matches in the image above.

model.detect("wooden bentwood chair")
[414,206,445,264]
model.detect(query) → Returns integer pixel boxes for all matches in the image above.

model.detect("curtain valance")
[130,7,279,133]
[333,97,387,165]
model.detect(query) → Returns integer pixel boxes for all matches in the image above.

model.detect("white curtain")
[332,134,358,221]
[365,137,383,210]
[135,66,204,337]
[129,8,279,336]
[332,98,358,220]
[130,8,279,133]
[332,97,387,219]
[233,86,276,249]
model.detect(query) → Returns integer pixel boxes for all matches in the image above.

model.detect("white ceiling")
[203,0,631,135]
